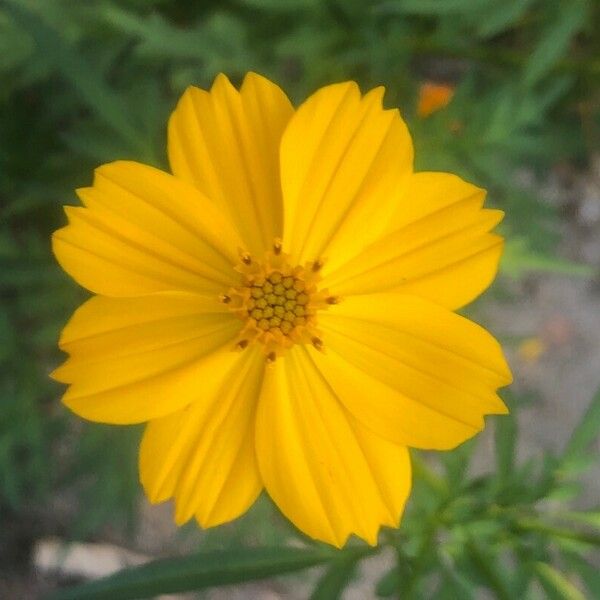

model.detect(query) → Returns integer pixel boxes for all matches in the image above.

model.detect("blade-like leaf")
[3,0,145,156]
[563,552,600,598]
[48,546,335,600]
[310,551,363,600]
[534,562,586,600]
[502,239,593,278]
[523,0,588,86]
[375,567,400,598]
[465,541,513,600]
[561,387,600,470]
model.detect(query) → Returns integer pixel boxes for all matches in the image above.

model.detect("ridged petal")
[168,72,294,255]
[52,161,242,297]
[256,346,412,547]
[53,293,243,424]
[316,293,512,450]
[280,82,413,271]
[322,172,504,309]
[140,346,264,527]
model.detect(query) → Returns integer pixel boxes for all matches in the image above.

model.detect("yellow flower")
[52,73,512,547]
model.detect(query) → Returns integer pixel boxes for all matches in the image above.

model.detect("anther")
[326,296,339,305]
[220,294,231,304]
[241,253,252,265]
[266,351,277,363]
[273,240,282,255]
[312,337,324,350]
[237,339,249,349]
[312,260,323,272]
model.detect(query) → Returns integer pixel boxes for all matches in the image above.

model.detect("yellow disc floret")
[222,242,335,358]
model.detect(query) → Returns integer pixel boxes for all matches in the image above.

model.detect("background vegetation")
[0,0,598,598]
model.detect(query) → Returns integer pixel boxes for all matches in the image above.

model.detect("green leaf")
[545,481,582,502]
[310,551,363,600]
[465,541,513,600]
[3,0,146,156]
[442,438,476,487]
[375,567,400,598]
[476,0,537,38]
[501,238,594,278]
[561,387,600,469]
[523,0,588,86]
[534,562,586,600]
[563,552,600,597]
[48,546,335,600]
[558,509,600,530]
[437,560,477,599]
[516,518,600,548]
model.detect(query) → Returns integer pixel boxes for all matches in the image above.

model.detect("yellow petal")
[280,82,413,271]
[53,293,243,424]
[53,161,242,297]
[140,345,264,527]
[316,293,512,450]
[323,173,504,309]
[255,346,412,547]
[168,72,294,255]
[322,172,504,310]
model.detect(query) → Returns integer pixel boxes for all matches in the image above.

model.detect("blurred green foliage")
[0,0,598,596]
[51,390,600,599]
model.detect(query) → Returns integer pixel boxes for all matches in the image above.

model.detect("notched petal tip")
[363,84,386,105]
[49,363,68,383]
[493,398,510,415]
[242,70,275,88]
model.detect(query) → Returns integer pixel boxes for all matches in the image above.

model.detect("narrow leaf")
[562,387,600,468]
[534,562,586,600]
[48,546,334,600]
[465,541,513,600]
[563,553,600,597]
[502,239,593,278]
[375,567,400,598]
[310,552,362,600]
[3,0,144,154]
[523,1,588,86]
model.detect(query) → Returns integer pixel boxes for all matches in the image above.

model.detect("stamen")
[266,351,277,363]
[220,294,231,304]
[312,337,323,351]
[241,253,252,265]
[312,260,323,272]
[326,296,339,305]
[273,239,282,255]
[237,339,249,349]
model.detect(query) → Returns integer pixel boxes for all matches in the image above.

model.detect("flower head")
[52,73,511,547]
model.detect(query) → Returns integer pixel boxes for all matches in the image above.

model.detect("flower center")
[221,242,337,359]
[248,271,310,335]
